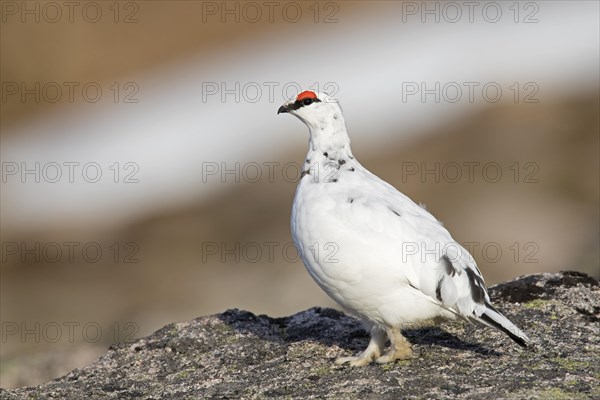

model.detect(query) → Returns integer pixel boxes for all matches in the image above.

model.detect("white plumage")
[278,91,531,366]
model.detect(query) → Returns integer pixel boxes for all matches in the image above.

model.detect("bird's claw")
[335,348,380,366]
[375,346,413,364]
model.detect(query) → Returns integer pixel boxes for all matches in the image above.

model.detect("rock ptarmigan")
[278,90,531,366]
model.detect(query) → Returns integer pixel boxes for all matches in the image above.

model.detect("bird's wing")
[349,171,530,346]
[339,169,487,312]
[385,180,488,311]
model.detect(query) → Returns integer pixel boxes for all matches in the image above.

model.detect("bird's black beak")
[277,104,289,115]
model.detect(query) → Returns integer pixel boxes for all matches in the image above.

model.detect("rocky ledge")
[2,271,599,400]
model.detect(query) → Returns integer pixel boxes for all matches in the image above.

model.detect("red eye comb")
[296,91,318,101]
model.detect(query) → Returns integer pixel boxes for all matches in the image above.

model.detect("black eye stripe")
[288,97,321,111]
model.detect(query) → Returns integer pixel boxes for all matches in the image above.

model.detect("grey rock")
[2,271,599,400]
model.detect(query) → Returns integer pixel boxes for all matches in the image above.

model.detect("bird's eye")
[303,98,313,106]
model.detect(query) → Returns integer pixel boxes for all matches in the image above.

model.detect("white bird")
[278,90,531,366]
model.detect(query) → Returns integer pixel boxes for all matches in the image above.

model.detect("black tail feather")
[479,302,530,348]
[479,312,528,348]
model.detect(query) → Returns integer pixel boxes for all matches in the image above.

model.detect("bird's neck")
[304,122,356,181]
[305,145,353,167]
[306,114,352,157]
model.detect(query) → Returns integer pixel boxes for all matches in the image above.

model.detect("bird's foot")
[335,349,380,366]
[375,330,413,364]
[374,346,413,364]
[335,325,388,366]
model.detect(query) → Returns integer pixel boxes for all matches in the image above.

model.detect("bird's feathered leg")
[375,327,413,364]
[335,324,386,366]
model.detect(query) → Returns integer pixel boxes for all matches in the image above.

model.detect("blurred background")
[1,0,598,388]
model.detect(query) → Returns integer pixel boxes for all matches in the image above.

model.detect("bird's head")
[278,90,344,130]
[278,90,350,153]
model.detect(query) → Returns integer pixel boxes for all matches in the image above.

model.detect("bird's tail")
[477,303,531,348]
